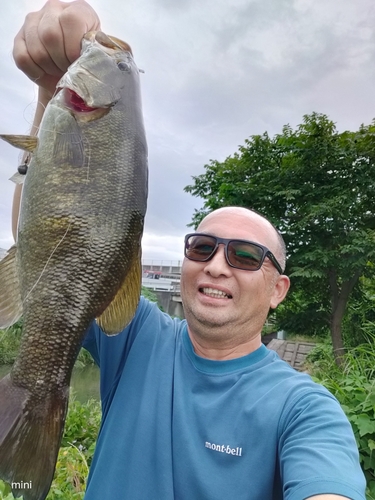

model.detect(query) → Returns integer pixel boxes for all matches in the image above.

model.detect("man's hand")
[13,0,101,97]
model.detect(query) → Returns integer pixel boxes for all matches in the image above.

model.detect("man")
[11,2,366,499]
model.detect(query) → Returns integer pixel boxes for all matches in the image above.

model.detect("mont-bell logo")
[205,441,243,456]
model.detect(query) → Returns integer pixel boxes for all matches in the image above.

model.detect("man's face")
[180,209,289,347]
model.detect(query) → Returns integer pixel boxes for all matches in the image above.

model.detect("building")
[142,259,181,292]
[142,259,182,276]
[142,259,183,318]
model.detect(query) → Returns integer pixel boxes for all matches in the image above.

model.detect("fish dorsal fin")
[97,257,142,335]
[0,246,23,328]
[0,135,38,153]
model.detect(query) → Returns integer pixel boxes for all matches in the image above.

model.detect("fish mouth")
[56,88,110,121]
[67,89,99,112]
[59,88,99,113]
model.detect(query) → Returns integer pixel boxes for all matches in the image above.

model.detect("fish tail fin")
[0,374,69,500]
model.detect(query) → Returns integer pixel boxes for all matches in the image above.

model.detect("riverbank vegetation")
[306,335,375,499]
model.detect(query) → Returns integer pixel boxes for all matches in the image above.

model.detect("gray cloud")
[0,0,374,261]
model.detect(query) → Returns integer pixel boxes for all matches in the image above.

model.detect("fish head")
[55,31,138,116]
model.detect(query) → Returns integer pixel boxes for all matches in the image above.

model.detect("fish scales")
[0,32,148,500]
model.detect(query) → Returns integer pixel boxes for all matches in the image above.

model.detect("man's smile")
[199,287,233,299]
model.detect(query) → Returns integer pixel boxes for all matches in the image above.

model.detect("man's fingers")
[58,2,101,64]
[13,8,64,83]
[37,20,71,74]
[12,0,102,93]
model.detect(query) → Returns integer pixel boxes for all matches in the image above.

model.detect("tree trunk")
[330,297,346,367]
[329,270,361,367]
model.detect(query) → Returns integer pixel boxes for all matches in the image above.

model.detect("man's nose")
[203,244,232,277]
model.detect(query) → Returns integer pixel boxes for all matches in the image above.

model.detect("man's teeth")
[201,287,231,299]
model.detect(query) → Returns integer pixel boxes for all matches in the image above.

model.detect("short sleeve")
[81,297,164,404]
[279,388,366,500]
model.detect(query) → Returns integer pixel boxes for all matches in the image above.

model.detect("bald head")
[197,207,286,272]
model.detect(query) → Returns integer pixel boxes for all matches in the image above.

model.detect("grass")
[307,335,375,499]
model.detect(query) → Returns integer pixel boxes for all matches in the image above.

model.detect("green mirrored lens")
[228,242,263,269]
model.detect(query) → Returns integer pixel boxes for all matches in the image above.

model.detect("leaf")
[353,414,375,437]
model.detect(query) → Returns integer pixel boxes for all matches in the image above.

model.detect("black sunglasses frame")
[184,233,283,274]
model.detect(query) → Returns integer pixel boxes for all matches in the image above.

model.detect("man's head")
[180,207,290,353]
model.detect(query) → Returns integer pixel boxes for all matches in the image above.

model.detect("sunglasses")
[184,233,283,274]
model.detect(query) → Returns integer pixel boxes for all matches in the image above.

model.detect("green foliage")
[308,339,375,498]
[47,445,89,499]
[305,338,336,367]
[60,396,100,458]
[74,348,95,369]
[275,288,330,338]
[342,277,375,347]
[141,286,165,312]
[46,397,101,499]
[141,286,159,303]
[337,377,375,499]
[0,481,13,500]
[0,321,23,365]
[185,113,375,358]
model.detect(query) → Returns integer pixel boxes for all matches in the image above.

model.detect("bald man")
[10,2,366,499]
[82,206,365,500]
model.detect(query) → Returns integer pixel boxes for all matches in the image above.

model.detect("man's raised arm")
[11,0,101,239]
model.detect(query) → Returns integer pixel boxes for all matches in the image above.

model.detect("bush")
[308,340,375,499]
[0,321,23,365]
[338,377,375,499]
[60,397,100,459]
[74,348,95,369]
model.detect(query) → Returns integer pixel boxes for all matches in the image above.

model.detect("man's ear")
[270,275,290,309]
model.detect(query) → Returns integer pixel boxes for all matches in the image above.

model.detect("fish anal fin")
[0,135,38,153]
[0,245,23,329]
[97,257,141,335]
[0,374,69,500]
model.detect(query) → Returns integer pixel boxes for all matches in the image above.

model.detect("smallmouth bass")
[0,31,148,500]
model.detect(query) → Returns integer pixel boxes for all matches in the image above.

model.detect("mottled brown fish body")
[0,31,147,500]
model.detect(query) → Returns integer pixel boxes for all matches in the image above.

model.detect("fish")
[0,31,148,500]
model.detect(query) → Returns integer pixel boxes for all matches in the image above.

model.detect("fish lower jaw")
[54,89,110,122]
[54,88,110,119]
[200,287,232,299]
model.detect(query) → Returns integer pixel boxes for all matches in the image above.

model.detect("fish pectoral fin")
[97,257,142,335]
[0,134,38,152]
[0,374,69,500]
[9,172,26,185]
[0,245,23,328]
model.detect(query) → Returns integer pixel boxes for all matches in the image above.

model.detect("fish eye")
[117,61,130,72]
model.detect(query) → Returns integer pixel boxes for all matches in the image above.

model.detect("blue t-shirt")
[82,297,366,500]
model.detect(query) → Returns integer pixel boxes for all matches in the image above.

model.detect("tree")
[185,113,375,365]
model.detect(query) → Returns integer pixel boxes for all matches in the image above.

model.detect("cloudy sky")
[0,0,374,264]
